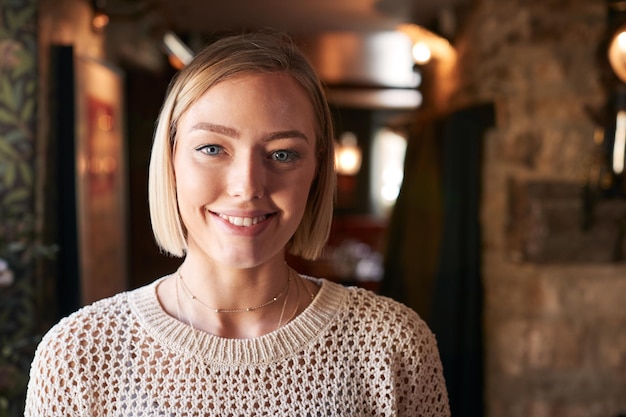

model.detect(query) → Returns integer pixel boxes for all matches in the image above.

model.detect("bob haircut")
[148,32,335,260]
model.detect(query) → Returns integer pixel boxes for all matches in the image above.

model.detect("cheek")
[174,162,215,207]
[174,163,193,200]
[287,170,317,215]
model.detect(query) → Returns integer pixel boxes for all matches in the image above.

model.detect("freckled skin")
[173,72,318,271]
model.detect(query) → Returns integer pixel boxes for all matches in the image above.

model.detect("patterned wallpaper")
[0,0,39,415]
[0,1,36,211]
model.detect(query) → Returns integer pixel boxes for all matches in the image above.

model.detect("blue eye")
[271,150,297,163]
[198,145,222,155]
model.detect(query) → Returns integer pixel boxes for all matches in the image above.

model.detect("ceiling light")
[397,23,456,62]
[335,132,362,176]
[162,31,194,68]
[412,42,432,65]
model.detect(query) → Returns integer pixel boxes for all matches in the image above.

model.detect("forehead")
[180,72,317,132]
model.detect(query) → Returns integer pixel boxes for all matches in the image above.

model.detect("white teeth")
[218,213,266,227]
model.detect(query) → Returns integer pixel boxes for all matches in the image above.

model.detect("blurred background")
[1,0,626,416]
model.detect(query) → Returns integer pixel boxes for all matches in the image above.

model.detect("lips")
[217,213,269,227]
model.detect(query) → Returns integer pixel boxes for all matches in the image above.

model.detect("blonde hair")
[148,32,335,260]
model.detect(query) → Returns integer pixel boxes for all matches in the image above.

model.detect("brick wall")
[448,0,626,416]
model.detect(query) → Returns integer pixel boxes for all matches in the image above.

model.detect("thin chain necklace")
[175,272,196,331]
[276,276,292,329]
[282,272,301,327]
[301,276,316,302]
[177,270,291,314]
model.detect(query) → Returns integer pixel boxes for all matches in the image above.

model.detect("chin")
[218,250,281,270]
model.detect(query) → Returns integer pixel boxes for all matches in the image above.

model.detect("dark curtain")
[381,116,445,321]
[382,102,495,417]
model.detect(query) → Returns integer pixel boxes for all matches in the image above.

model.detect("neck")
[178,269,290,312]
[164,256,305,338]
[177,255,289,311]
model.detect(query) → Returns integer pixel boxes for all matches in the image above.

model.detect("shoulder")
[343,283,429,330]
[34,291,129,357]
[314,281,450,416]
[51,290,131,331]
[34,281,159,360]
[34,277,166,357]
[324,280,439,352]
[26,289,137,410]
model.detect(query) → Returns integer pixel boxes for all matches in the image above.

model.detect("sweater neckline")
[129,276,346,365]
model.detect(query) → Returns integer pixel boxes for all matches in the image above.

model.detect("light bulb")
[412,42,432,64]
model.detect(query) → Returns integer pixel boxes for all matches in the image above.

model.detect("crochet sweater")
[25,277,450,416]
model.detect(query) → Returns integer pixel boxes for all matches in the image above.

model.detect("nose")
[227,152,265,200]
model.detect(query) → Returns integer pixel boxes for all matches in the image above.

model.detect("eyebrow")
[190,122,310,143]
[190,122,239,138]
[265,130,310,143]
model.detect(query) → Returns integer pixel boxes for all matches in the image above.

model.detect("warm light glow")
[335,132,362,175]
[338,149,360,174]
[618,31,626,51]
[412,42,432,64]
[92,12,109,31]
[608,26,626,83]
[371,128,407,214]
[397,23,456,62]
[168,54,186,70]
[613,110,626,174]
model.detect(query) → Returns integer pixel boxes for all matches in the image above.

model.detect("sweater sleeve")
[407,322,450,417]
[345,287,451,416]
[24,318,90,416]
[387,302,451,417]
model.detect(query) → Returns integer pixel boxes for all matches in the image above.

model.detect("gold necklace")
[301,276,316,302]
[276,276,291,329]
[177,270,291,314]
[175,272,196,331]
[282,273,301,327]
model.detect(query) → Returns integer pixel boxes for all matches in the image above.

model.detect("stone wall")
[449,0,626,416]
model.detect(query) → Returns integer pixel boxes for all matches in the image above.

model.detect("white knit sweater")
[25,277,450,416]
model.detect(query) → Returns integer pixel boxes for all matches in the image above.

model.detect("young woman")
[26,32,450,416]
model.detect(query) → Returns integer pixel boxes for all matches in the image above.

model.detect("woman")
[26,32,450,416]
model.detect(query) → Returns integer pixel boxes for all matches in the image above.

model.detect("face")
[173,72,318,269]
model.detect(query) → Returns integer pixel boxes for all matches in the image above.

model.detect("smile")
[217,213,268,227]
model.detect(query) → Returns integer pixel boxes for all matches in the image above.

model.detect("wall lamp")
[397,23,456,65]
[605,5,626,180]
[91,0,109,32]
[602,20,626,176]
[583,0,626,202]
[335,132,362,176]
[608,25,626,83]
[604,1,626,177]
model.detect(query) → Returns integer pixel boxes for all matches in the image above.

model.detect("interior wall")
[37,0,112,308]
[38,0,106,163]
[448,1,626,416]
